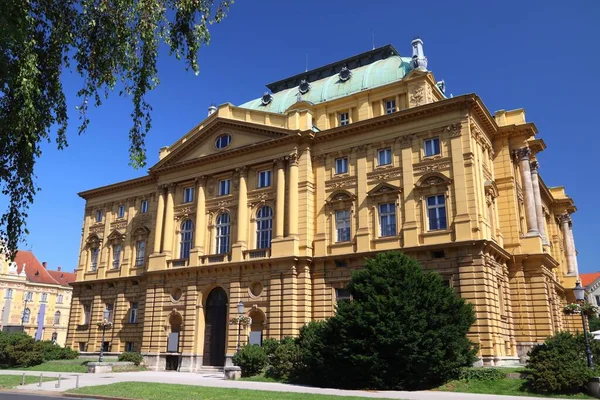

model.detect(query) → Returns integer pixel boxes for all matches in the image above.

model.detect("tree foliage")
[0,0,232,257]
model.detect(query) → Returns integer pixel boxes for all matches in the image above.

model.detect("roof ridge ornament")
[411,37,428,70]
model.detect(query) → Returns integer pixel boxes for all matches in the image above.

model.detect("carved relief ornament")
[513,147,531,161]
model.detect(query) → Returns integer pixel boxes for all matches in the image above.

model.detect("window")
[83,304,91,325]
[41,293,48,302]
[424,138,441,157]
[78,342,87,352]
[339,112,349,126]
[125,342,135,352]
[596,295,600,307]
[257,170,271,188]
[141,200,149,214]
[57,294,63,304]
[335,210,351,242]
[90,248,99,271]
[51,332,58,343]
[256,206,273,249]
[5,289,12,299]
[135,241,146,266]
[335,157,348,175]
[105,303,114,323]
[215,134,231,149]
[102,342,110,352]
[183,187,194,203]
[25,291,33,302]
[377,148,392,166]
[95,210,103,222]
[379,203,396,237]
[218,179,231,196]
[112,244,121,269]
[215,213,231,254]
[117,205,125,219]
[335,288,352,302]
[22,308,31,323]
[180,220,194,259]
[53,311,61,325]
[427,194,447,230]
[129,302,138,323]
[385,99,396,114]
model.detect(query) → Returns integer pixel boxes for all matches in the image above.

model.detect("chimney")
[208,104,217,117]
[411,37,428,70]
[57,266,61,272]
[42,262,47,269]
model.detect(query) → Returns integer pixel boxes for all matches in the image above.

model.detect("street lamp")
[574,281,594,369]
[98,309,111,363]
[237,301,244,353]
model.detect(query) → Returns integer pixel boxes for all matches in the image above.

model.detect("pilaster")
[162,184,175,256]
[232,167,248,261]
[190,177,206,263]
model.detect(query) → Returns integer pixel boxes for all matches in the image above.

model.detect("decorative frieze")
[413,158,452,175]
[367,166,403,182]
[325,176,358,190]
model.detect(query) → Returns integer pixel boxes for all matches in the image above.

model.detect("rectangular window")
[112,245,121,269]
[41,293,48,302]
[339,112,349,126]
[427,194,447,231]
[385,99,396,114]
[335,157,348,175]
[83,304,91,325]
[96,210,103,222]
[90,248,99,271]
[135,241,146,266]
[79,342,87,352]
[5,289,13,299]
[218,179,231,196]
[596,295,600,306]
[424,138,441,157]
[57,294,63,304]
[183,187,194,203]
[335,288,352,302]
[141,200,149,214]
[335,210,351,242]
[125,342,135,352]
[258,170,271,188]
[117,205,125,219]
[379,203,397,237]
[378,148,392,166]
[105,303,114,323]
[25,291,34,302]
[102,342,110,352]
[129,302,138,323]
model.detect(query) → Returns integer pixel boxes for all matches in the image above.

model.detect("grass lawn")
[12,357,144,373]
[239,374,281,383]
[0,375,54,389]
[438,378,595,399]
[68,382,398,400]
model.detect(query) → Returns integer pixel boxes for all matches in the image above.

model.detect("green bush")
[34,340,79,361]
[0,332,43,367]
[265,337,300,381]
[261,338,280,360]
[527,332,600,394]
[458,367,506,381]
[118,352,144,366]
[294,251,477,390]
[232,345,267,377]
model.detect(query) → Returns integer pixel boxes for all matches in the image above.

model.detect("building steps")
[196,366,224,374]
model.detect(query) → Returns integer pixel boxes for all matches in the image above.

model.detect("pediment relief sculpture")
[367,183,402,199]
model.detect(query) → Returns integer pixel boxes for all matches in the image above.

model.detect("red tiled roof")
[14,250,70,286]
[580,272,600,288]
[47,269,76,287]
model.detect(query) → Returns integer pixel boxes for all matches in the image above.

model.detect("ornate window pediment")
[106,230,125,244]
[367,183,402,199]
[325,191,356,210]
[85,234,102,248]
[131,226,150,241]
[414,172,452,199]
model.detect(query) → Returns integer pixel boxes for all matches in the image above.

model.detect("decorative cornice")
[366,166,403,182]
[325,176,357,190]
[78,176,156,200]
[413,158,451,175]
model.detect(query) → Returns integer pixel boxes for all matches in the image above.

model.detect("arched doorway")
[203,287,227,366]
[248,309,265,346]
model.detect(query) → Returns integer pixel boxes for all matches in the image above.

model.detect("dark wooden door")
[203,287,227,366]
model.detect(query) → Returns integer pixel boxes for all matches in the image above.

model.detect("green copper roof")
[239,55,414,114]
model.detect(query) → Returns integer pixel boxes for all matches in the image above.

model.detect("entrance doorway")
[202,287,227,366]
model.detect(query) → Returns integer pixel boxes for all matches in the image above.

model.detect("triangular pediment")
[367,182,401,197]
[151,118,294,171]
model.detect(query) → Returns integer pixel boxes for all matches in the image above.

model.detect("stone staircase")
[196,366,224,375]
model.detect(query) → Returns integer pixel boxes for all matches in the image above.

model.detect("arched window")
[22,308,31,324]
[256,206,273,249]
[53,311,61,325]
[180,220,194,259]
[5,288,13,299]
[215,213,231,254]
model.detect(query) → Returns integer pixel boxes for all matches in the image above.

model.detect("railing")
[168,258,189,268]
[244,248,271,260]
[201,253,231,264]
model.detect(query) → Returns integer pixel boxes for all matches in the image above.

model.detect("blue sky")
[18,1,600,274]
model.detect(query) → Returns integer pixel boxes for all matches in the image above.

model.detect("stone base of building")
[516,342,539,364]
[143,352,229,372]
[479,356,522,367]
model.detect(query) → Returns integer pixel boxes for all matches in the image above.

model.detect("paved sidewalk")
[0,369,581,400]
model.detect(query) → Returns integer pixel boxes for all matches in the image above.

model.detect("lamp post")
[236,301,244,353]
[98,309,111,363]
[574,281,594,369]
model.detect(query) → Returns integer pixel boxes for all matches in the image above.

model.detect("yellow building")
[66,39,582,370]
[1,250,76,346]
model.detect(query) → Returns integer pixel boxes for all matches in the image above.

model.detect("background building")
[66,39,582,370]
[1,250,76,346]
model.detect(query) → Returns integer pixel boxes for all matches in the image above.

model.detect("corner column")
[530,161,548,245]
[559,214,577,275]
[152,186,166,254]
[287,153,299,237]
[275,159,285,239]
[190,177,206,263]
[232,167,248,261]
[162,184,175,256]
[513,148,539,236]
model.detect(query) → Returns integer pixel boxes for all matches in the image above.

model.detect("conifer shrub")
[34,340,79,361]
[0,332,43,367]
[265,337,300,381]
[118,351,144,366]
[232,344,267,377]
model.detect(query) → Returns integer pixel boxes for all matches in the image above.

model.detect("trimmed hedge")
[118,352,143,366]
[232,345,267,377]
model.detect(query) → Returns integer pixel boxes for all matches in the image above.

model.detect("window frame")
[378,203,397,237]
[339,112,349,126]
[183,187,194,203]
[53,311,61,325]
[95,210,103,223]
[83,303,91,325]
[135,240,146,267]
[112,244,122,269]
[426,194,448,231]
[335,287,352,302]
[335,209,351,243]
[335,157,349,175]
[218,179,231,196]
[117,205,125,219]
[257,170,272,189]
[90,247,99,271]
[385,99,397,114]
[105,303,114,323]
[22,308,31,323]
[141,200,149,214]
[57,294,63,304]
[377,148,392,166]
[256,206,273,249]
[125,342,135,352]
[41,293,48,302]
[179,219,194,259]
[215,213,231,254]
[215,134,232,149]
[6,288,13,299]
[129,302,138,323]
[424,137,441,157]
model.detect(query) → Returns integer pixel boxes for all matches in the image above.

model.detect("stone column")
[275,159,285,239]
[559,214,575,275]
[152,186,166,254]
[162,184,175,256]
[193,177,206,254]
[236,167,248,245]
[287,153,299,237]
[513,148,539,236]
[568,222,579,276]
[530,161,548,244]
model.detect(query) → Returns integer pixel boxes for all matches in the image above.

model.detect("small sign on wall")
[167,332,179,353]
[249,330,262,346]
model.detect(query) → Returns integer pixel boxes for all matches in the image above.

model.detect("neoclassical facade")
[66,39,582,370]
